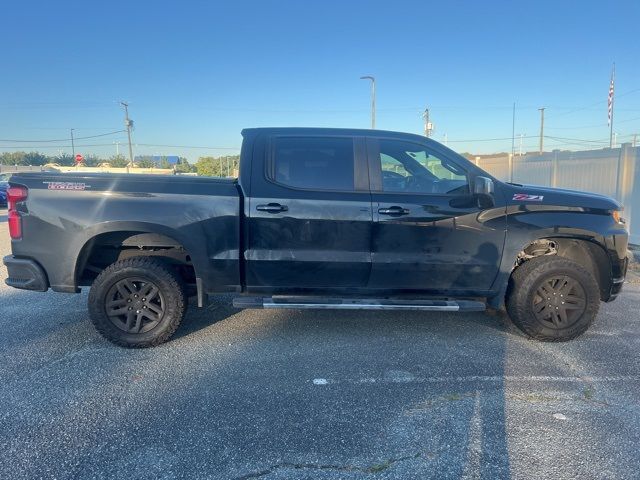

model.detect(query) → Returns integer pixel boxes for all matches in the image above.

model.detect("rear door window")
[272,136,355,191]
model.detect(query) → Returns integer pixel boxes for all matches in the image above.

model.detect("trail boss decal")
[513,193,544,201]
[44,181,90,191]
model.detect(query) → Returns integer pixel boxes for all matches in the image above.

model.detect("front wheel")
[506,256,600,341]
[88,257,186,348]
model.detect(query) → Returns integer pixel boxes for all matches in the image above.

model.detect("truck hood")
[506,183,622,211]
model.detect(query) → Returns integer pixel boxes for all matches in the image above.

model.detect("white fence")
[475,144,639,244]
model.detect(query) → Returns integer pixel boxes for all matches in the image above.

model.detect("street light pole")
[360,76,376,129]
[70,128,75,158]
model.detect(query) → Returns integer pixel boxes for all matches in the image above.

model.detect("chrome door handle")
[378,206,409,216]
[256,203,288,213]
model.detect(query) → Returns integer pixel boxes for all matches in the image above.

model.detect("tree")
[195,155,240,177]
[107,154,129,168]
[195,157,216,176]
[0,152,27,165]
[83,154,101,167]
[24,152,48,165]
[137,158,156,168]
[55,153,75,166]
[175,157,196,173]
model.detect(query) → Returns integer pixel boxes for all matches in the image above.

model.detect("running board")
[232,296,486,312]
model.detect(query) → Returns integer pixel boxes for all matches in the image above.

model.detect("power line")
[545,135,609,144]
[13,126,123,131]
[0,130,126,143]
[133,143,239,150]
[0,143,126,149]
[445,135,539,143]
[546,123,608,130]
[545,87,640,119]
[0,142,238,150]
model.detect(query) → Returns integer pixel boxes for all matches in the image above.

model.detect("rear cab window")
[270,136,356,191]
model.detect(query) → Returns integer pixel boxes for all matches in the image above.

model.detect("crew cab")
[3,128,629,347]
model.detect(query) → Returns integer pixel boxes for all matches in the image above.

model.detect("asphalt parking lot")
[0,209,639,480]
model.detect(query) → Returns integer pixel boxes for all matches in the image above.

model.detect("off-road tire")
[88,257,186,348]
[506,256,600,342]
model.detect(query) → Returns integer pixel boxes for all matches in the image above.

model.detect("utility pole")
[360,76,376,129]
[114,141,120,156]
[609,63,615,149]
[511,102,516,156]
[538,107,545,154]
[70,128,75,158]
[422,107,433,137]
[633,134,637,147]
[518,133,525,156]
[120,101,134,164]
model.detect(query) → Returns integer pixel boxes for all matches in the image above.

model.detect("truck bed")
[8,172,242,294]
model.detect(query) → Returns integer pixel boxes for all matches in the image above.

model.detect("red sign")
[75,154,84,164]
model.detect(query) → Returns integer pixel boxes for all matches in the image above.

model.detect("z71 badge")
[513,193,544,201]
[44,181,90,191]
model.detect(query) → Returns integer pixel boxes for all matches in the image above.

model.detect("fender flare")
[72,221,207,288]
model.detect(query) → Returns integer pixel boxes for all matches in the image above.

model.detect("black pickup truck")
[3,128,629,347]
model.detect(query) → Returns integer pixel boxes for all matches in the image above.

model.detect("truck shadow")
[174,296,514,478]
[3,284,634,478]
[176,296,513,340]
[173,295,242,339]
[0,289,514,478]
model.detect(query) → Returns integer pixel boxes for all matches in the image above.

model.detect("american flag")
[608,66,615,127]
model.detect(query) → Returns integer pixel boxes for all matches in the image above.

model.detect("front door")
[246,134,372,291]
[366,136,506,293]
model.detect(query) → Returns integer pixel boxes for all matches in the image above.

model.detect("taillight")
[7,186,28,240]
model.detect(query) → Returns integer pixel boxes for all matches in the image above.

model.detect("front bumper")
[3,255,49,292]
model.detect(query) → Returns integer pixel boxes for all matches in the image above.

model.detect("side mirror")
[473,176,494,196]
[473,176,494,208]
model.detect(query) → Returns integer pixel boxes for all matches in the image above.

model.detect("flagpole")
[609,63,615,148]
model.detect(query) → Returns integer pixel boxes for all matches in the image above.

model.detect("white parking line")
[310,375,640,385]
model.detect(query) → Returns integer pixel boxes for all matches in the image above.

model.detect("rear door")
[367,136,506,293]
[246,134,372,291]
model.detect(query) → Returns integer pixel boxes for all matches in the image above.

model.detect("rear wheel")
[88,257,186,347]
[506,256,600,341]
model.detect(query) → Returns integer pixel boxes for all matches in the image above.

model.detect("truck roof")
[241,127,437,144]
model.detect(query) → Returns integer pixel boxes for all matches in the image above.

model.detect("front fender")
[487,207,627,308]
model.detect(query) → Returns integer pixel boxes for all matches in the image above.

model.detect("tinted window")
[378,139,468,194]
[273,137,355,190]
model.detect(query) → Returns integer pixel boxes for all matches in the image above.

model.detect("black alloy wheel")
[105,277,166,333]
[531,275,587,329]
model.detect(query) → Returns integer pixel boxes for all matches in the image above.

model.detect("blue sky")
[1,0,639,160]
